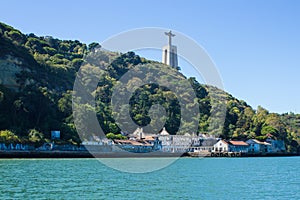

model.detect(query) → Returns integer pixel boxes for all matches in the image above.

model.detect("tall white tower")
[162,31,178,68]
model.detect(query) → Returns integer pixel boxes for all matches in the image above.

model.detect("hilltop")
[0,22,299,152]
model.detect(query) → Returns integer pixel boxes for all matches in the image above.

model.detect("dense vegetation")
[0,22,299,152]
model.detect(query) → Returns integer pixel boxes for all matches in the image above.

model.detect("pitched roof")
[229,141,249,146]
[263,142,271,145]
[160,127,170,136]
[129,140,144,146]
[132,127,144,137]
[250,139,264,144]
[184,133,191,137]
[144,136,155,141]
[219,140,228,145]
[253,139,271,145]
[247,139,271,145]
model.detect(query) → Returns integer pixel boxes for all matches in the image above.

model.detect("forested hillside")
[0,22,299,152]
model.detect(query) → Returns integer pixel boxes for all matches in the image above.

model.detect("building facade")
[246,139,271,153]
[213,140,249,153]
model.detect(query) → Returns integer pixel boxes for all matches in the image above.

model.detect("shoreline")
[0,150,298,159]
[0,150,186,158]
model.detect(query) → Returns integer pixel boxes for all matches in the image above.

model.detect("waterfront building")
[265,138,286,153]
[158,127,171,152]
[212,140,249,153]
[171,135,194,152]
[112,128,162,153]
[190,133,201,146]
[246,139,271,153]
[144,135,162,151]
[113,139,153,153]
[82,138,113,146]
[212,140,229,152]
[188,145,214,153]
[188,136,219,153]
[160,127,170,136]
[228,141,249,153]
[158,128,195,153]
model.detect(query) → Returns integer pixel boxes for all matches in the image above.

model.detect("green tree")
[0,130,20,144]
[261,125,278,136]
[106,133,127,140]
[252,106,269,135]
[28,129,44,147]
[88,42,101,50]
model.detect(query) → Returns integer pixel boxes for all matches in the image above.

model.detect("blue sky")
[1,0,300,113]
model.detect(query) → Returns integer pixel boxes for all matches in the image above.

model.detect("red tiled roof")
[144,136,155,141]
[229,141,249,146]
[129,141,144,146]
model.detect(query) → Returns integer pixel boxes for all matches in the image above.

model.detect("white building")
[212,140,229,152]
[158,128,194,153]
[213,140,249,153]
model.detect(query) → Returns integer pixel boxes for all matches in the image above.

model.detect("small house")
[265,138,286,153]
[228,141,249,153]
[113,139,153,153]
[246,139,271,153]
[212,140,249,153]
[212,140,229,152]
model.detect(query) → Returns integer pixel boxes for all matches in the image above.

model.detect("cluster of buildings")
[107,127,207,153]
[0,127,287,156]
[84,127,286,155]
[106,127,286,155]
[211,138,286,154]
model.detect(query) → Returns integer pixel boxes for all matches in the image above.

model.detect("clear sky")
[1,0,300,113]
